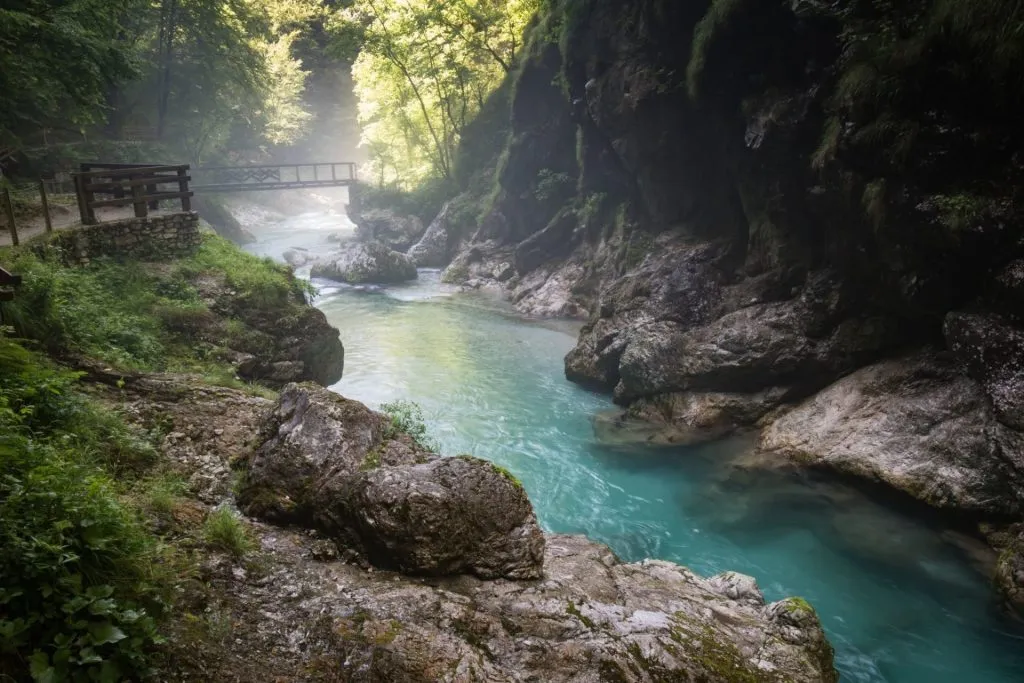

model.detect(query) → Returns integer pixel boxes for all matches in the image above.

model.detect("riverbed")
[244,207,1024,683]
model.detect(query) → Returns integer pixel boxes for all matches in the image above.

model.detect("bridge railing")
[191,162,357,192]
[72,163,192,225]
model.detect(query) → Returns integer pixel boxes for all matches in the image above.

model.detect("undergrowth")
[0,234,301,383]
[380,399,440,452]
[0,334,174,682]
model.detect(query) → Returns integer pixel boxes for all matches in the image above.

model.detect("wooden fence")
[72,163,192,225]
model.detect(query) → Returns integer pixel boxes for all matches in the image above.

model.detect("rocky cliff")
[432,0,1024,604]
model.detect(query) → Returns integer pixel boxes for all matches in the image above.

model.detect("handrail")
[72,163,192,224]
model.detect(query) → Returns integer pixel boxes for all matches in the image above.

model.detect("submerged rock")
[311,241,417,284]
[407,201,454,267]
[354,208,425,252]
[759,352,1024,516]
[992,525,1024,610]
[239,384,544,580]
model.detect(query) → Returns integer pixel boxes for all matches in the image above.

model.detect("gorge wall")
[434,0,1024,591]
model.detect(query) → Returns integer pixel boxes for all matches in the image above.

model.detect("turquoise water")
[247,211,1024,683]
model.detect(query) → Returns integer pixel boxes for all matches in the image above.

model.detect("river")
[243,205,1024,683]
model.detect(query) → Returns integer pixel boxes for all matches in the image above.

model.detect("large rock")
[311,241,417,284]
[239,384,544,580]
[190,270,344,387]
[759,352,1024,516]
[354,208,425,251]
[407,201,454,267]
[594,388,789,447]
[322,456,545,579]
[944,311,1024,430]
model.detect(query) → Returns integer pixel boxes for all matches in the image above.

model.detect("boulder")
[311,241,417,284]
[239,385,544,580]
[944,311,1024,430]
[322,456,545,579]
[407,201,454,267]
[759,352,1024,516]
[354,208,425,251]
[594,388,788,447]
[237,383,401,523]
[283,248,311,267]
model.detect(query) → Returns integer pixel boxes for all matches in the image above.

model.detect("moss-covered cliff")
[435,0,1024,597]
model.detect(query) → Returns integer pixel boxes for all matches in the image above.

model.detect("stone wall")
[55,212,202,264]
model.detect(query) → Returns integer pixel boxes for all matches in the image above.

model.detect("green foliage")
[355,176,457,227]
[1,233,302,373]
[687,0,749,99]
[0,0,142,149]
[333,0,539,186]
[0,336,168,682]
[177,234,303,311]
[202,508,255,559]
[380,399,439,452]
[931,193,989,233]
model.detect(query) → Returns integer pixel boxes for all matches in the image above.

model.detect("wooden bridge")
[71,162,358,225]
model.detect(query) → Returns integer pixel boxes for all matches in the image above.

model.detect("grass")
[202,507,256,559]
[0,234,304,379]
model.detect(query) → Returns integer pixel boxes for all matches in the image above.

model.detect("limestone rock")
[239,385,543,580]
[237,383,398,523]
[944,311,1024,430]
[323,456,545,579]
[311,241,417,284]
[407,201,454,267]
[759,352,1024,516]
[595,388,788,447]
[354,208,425,252]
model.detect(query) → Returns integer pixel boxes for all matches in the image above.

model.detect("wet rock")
[615,298,900,404]
[407,201,454,267]
[323,456,545,579]
[944,311,1024,430]
[992,525,1024,610]
[595,388,789,446]
[759,352,1024,516]
[354,208,425,252]
[990,259,1024,319]
[311,241,417,284]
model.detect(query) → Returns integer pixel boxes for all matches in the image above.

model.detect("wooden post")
[74,173,96,224]
[38,180,53,233]
[2,188,18,246]
[130,174,147,218]
[177,166,191,211]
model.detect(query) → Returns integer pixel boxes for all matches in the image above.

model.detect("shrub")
[202,508,255,559]
[380,400,440,452]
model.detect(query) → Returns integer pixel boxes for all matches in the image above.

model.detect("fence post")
[38,180,53,233]
[74,173,96,225]
[177,166,191,211]
[1,188,17,246]
[130,174,147,218]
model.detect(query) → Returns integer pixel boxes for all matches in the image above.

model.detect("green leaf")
[29,651,55,683]
[88,622,127,645]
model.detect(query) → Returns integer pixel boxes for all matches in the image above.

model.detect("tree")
[0,0,143,150]
[334,0,538,187]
